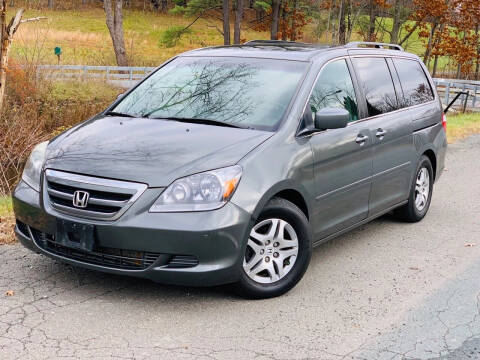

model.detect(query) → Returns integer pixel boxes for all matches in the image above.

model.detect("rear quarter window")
[393,58,435,108]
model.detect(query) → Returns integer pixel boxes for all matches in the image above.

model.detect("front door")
[308,59,373,241]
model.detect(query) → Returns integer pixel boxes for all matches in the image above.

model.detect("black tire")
[395,155,434,222]
[234,197,312,299]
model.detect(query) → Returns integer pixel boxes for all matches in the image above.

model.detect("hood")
[45,116,273,187]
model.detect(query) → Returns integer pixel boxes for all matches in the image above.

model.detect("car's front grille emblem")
[72,190,90,208]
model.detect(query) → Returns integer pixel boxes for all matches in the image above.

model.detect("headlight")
[150,165,242,212]
[22,141,48,192]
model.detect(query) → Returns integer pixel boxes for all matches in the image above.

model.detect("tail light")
[442,113,447,132]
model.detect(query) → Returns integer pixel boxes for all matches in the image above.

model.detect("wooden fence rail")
[36,65,480,111]
[433,79,480,111]
[37,65,156,81]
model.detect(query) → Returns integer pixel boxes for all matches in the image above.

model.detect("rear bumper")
[13,180,253,287]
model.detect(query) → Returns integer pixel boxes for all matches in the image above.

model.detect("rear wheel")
[395,155,434,222]
[234,198,312,299]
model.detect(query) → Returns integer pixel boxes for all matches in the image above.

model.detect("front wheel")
[234,198,312,299]
[395,155,434,222]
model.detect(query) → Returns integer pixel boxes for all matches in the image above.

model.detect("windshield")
[112,56,308,131]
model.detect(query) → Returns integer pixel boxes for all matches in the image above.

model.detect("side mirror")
[116,93,124,100]
[314,108,350,130]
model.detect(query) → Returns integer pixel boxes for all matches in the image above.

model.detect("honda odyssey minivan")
[13,40,447,298]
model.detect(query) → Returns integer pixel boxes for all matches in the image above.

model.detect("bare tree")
[0,0,45,113]
[223,0,230,45]
[423,20,438,64]
[271,0,281,40]
[338,0,346,44]
[104,0,128,66]
[367,0,377,41]
[234,0,243,44]
[390,0,402,43]
[475,24,479,80]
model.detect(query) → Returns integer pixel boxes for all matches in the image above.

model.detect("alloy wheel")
[243,218,299,284]
[414,167,430,211]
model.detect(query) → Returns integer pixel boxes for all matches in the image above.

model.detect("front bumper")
[13,180,253,286]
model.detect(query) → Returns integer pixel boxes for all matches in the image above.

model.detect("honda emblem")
[72,191,90,208]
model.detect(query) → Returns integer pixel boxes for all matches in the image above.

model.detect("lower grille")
[16,220,30,237]
[29,227,160,270]
[166,255,199,268]
[19,222,200,271]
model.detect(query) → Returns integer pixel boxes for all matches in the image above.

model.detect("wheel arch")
[422,148,437,182]
[250,181,312,222]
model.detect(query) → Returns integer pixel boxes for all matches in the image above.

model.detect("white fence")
[433,78,480,111]
[36,65,480,110]
[37,65,156,81]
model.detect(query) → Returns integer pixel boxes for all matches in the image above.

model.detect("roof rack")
[243,39,313,47]
[346,41,404,51]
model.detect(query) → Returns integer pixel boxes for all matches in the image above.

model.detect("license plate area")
[56,220,95,252]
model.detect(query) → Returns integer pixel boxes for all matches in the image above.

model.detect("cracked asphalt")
[1,135,479,360]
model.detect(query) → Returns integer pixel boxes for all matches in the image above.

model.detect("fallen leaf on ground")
[464,243,476,247]
[5,290,14,296]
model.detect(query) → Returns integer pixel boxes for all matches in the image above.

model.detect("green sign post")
[54,46,62,64]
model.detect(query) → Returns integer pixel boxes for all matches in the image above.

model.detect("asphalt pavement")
[1,135,479,360]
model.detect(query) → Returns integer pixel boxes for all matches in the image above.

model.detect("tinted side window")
[310,59,359,122]
[352,57,398,117]
[393,58,434,107]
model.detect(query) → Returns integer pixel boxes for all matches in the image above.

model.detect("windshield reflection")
[113,57,308,131]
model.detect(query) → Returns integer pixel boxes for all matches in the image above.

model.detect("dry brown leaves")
[0,213,16,245]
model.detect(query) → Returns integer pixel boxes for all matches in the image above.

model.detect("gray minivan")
[13,41,447,298]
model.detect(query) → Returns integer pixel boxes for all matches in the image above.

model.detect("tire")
[234,197,312,299]
[395,155,434,222]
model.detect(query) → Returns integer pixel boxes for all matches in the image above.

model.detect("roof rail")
[244,39,313,47]
[346,41,404,51]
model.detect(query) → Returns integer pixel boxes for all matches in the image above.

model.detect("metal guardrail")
[35,66,480,110]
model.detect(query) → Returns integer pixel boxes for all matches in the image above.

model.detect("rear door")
[308,58,373,240]
[351,56,414,216]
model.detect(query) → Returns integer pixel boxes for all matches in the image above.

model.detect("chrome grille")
[44,169,147,221]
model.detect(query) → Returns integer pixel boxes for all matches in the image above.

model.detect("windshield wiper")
[150,116,247,129]
[104,111,136,118]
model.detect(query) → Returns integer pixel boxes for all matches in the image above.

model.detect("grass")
[447,112,480,143]
[0,196,14,245]
[0,196,12,217]
[10,8,269,66]
[49,80,121,102]
[8,8,447,71]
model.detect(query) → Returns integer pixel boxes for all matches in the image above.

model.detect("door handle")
[376,128,387,139]
[355,134,369,146]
